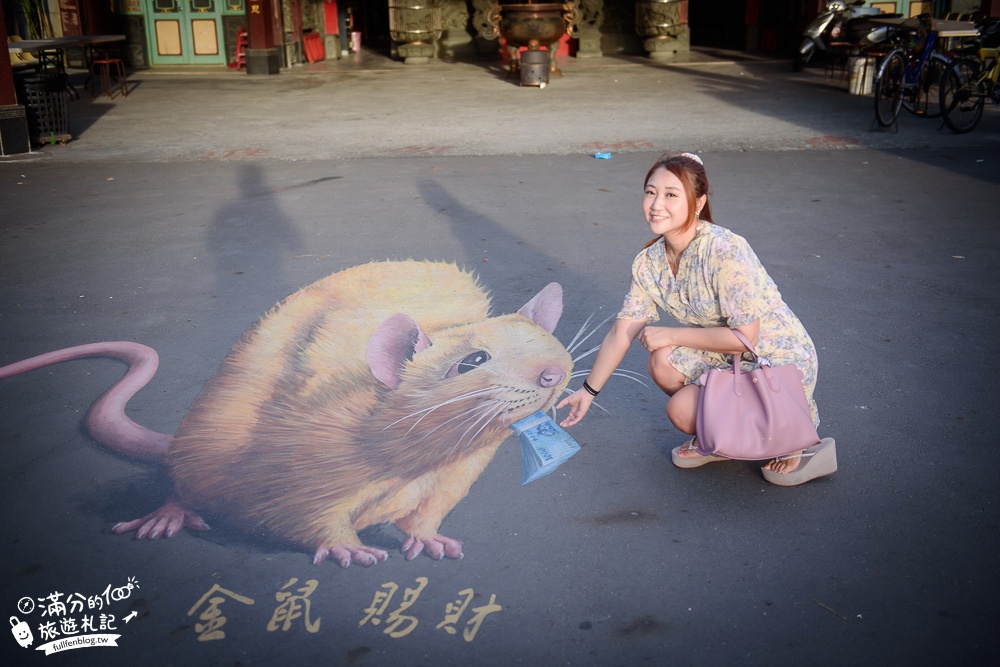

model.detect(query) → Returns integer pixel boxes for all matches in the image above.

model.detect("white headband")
[679,152,703,165]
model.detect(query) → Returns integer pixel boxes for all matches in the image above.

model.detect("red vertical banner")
[0,7,17,106]
[324,1,340,36]
[745,0,760,25]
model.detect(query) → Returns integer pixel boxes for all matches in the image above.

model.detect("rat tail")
[0,342,172,463]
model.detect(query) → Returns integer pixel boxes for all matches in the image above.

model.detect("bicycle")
[939,18,1000,133]
[873,14,951,127]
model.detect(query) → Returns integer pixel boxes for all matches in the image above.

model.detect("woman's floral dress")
[618,222,820,426]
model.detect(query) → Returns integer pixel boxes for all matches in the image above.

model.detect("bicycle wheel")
[905,54,947,117]
[874,50,906,127]
[940,58,985,133]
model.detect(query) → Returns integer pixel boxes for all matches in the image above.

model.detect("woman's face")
[643,166,697,237]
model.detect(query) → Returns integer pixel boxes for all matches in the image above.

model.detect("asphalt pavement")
[1,48,998,667]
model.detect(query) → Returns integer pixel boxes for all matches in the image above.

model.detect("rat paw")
[313,545,389,568]
[401,534,464,561]
[112,496,209,540]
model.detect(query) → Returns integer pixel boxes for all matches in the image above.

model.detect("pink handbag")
[695,330,820,460]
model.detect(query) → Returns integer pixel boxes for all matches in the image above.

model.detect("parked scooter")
[793,0,894,71]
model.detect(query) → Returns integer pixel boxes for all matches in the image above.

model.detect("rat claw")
[113,496,208,541]
[404,540,425,561]
[314,545,386,568]
[147,515,171,540]
[401,534,464,561]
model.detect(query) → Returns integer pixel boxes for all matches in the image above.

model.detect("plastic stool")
[91,59,127,98]
[229,26,248,70]
[859,49,888,95]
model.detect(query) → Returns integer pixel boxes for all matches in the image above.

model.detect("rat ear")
[368,313,432,390]
[517,282,563,334]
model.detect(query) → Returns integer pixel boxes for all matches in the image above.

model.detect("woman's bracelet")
[582,381,600,397]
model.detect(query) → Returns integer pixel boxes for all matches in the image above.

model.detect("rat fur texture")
[0,261,573,567]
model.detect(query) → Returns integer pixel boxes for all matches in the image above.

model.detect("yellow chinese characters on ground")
[359,577,429,639]
[187,584,255,642]
[436,588,503,643]
[267,578,321,634]
[360,578,502,643]
[187,577,502,643]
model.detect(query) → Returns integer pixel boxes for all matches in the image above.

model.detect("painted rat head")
[364,282,572,466]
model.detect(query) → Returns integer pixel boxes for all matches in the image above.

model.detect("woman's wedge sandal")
[671,438,728,469]
[761,437,837,486]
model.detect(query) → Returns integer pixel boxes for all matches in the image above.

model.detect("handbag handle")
[730,329,758,362]
[698,329,773,393]
[729,329,782,393]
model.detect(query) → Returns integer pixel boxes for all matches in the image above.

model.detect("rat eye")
[446,351,491,378]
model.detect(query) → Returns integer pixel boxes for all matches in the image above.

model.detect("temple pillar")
[438,0,474,60]
[635,0,690,61]
[246,0,283,74]
[575,0,604,58]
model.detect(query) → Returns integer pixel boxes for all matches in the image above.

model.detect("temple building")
[6,1,994,71]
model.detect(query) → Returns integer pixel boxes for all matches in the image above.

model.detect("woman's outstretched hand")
[557,388,595,428]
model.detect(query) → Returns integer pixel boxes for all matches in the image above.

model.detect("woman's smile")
[643,167,692,237]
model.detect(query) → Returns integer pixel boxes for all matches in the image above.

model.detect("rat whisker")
[410,405,494,446]
[400,391,502,438]
[608,368,645,378]
[445,401,506,456]
[563,368,649,394]
[564,312,596,354]
[571,344,601,364]
[417,398,504,445]
[568,368,648,389]
[609,369,649,387]
[383,387,501,432]
[456,403,508,454]
[445,399,502,435]
[389,388,496,424]
[398,392,502,438]
[566,313,614,355]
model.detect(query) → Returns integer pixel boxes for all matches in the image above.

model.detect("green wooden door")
[146,0,227,65]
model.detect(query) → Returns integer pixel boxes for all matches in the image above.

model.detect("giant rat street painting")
[0,260,582,568]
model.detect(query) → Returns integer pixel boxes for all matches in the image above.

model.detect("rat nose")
[538,366,566,388]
